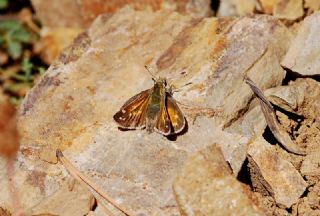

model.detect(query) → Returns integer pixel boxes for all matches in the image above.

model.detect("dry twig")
[244,76,307,155]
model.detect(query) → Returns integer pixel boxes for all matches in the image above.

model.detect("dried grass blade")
[244,76,306,155]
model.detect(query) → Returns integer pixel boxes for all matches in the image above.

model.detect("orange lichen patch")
[207,19,234,56]
[211,37,227,57]
[81,0,184,26]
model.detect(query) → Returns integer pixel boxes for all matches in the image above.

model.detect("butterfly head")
[153,77,173,95]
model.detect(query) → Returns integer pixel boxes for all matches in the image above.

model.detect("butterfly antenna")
[144,65,157,81]
[172,82,192,93]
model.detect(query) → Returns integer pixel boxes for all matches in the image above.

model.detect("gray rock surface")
[0,7,293,215]
[282,12,320,76]
[247,137,307,208]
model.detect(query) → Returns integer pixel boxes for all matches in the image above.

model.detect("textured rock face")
[174,144,264,216]
[31,0,212,28]
[0,7,293,215]
[247,137,307,208]
[218,0,304,20]
[281,12,320,76]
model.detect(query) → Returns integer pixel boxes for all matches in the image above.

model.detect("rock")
[217,0,259,16]
[32,0,212,64]
[247,137,307,208]
[265,78,320,115]
[273,0,304,20]
[300,152,320,176]
[218,0,304,20]
[31,0,212,28]
[259,0,278,14]
[27,181,94,216]
[12,7,292,215]
[31,0,84,28]
[174,144,264,216]
[305,0,320,13]
[296,182,320,216]
[281,12,320,76]
[217,0,239,16]
[35,27,84,65]
[226,100,266,139]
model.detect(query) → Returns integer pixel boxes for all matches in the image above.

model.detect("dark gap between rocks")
[262,126,278,145]
[272,104,305,139]
[282,68,320,85]
[210,0,220,13]
[236,158,253,187]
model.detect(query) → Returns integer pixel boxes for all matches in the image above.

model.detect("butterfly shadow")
[166,118,189,141]
[116,119,188,141]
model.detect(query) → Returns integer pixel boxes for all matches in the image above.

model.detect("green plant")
[0,0,8,9]
[0,20,36,59]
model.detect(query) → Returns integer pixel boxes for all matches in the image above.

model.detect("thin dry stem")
[244,76,307,155]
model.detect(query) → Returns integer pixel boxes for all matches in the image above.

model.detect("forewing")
[166,96,185,133]
[113,89,150,129]
[154,100,171,136]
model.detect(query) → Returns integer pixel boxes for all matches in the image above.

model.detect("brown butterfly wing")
[113,89,150,129]
[154,98,171,136]
[166,96,185,134]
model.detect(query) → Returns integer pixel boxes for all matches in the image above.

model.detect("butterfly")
[113,68,186,136]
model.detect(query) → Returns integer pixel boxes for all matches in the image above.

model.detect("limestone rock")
[226,101,266,139]
[217,0,259,16]
[31,0,212,69]
[174,144,264,216]
[266,78,320,115]
[27,181,94,216]
[296,182,320,216]
[259,0,278,14]
[282,12,320,76]
[31,0,212,28]
[10,7,292,215]
[273,0,304,20]
[31,0,84,28]
[301,152,320,176]
[36,27,84,65]
[218,0,304,19]
[248,137,307,208]
[305,0,320,13]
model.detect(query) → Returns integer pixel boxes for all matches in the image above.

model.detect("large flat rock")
[2,7,293,215]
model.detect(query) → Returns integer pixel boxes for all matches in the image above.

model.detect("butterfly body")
[113,78,185,136]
